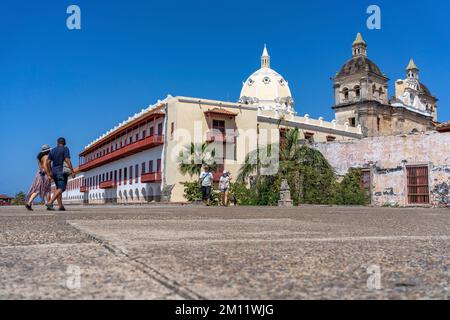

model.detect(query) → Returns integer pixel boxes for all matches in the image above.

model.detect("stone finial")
[281,179,289,191]
[352,32,367,57]
[353,33,366,46]
[406,58,419,71]
[278,179,293,207]
[357,124,362,133]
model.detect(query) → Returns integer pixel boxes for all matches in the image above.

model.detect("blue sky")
[1,0,449,195]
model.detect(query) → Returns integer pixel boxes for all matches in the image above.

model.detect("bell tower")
[407,59,419,80]
[352,33,367,57]
[332,33,390,137]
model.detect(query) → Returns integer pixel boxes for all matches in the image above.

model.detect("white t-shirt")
[200,172,213,187]
[219,176,230,190]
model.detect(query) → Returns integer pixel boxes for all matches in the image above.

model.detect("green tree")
[237,144,279,183]
[178,142,219,203]
[12,191,26,206]
[295,145,336,205]
[334,168,368,205]
[177,142,217,177]
[237,128,337,206]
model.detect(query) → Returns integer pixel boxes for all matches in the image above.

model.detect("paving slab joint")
[67,221,205,300]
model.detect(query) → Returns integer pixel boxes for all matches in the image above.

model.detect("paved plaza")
[0,205,449,299]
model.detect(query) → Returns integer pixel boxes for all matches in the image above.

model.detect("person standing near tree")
[45,137,75,211]
[199,165,213,206]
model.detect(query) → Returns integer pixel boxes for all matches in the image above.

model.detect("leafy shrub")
[181,181,202,202]
[12,191,26,206]
[229,182,257,206]
[181,181,220,206]
[334,169,368,205]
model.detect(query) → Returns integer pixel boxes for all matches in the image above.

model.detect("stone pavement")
[0,205,449,299]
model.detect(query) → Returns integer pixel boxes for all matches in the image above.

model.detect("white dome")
[239,45,295,113]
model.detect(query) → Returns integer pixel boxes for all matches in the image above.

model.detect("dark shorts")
[53,173,68,192]
[201,186,212,200]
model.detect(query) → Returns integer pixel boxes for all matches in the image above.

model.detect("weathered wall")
[315,131,450,207]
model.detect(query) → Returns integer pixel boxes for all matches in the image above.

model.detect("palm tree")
[237,144,278,182]
[238,128,335,204]
[237,128,300,182]
[178,142,218,177]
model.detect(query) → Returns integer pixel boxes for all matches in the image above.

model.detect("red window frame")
[129,166,133,184]
[149,160,153,173]
[157,159,161,173]
[157,123,163,136]
[407,166,430,204]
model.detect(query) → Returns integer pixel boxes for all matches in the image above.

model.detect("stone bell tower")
[332,33,390,137]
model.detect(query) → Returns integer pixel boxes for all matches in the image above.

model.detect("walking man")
[199,165,213,206]
[45,137,75,211]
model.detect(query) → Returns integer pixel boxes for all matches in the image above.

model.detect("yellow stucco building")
[62,45,362,204]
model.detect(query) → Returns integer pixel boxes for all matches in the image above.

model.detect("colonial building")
[61,46,362,204]
[59,38,445,206]
[333,33,437,137]
[0,194,13,206]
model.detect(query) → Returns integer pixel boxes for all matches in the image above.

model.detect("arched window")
[342,88,349,101]
[354,85,361,99]
[379,87,384,100]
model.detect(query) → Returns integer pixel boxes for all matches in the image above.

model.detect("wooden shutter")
[407,166,429,204]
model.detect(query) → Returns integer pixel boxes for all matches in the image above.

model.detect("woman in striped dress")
[25,145,52,211]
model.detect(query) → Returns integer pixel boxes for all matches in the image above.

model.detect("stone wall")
[315,131,450,207]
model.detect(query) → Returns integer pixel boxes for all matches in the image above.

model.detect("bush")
[229,182,257,206]
[12,191,26,206]
[229,167,367,207]
[254,176,281,206]
[334,169,368,205]
[181,181,202,202]
[181,181,220,206]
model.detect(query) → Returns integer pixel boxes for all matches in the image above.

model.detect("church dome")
[239,45,294,113]
[336,56,384,78]
[335,33,386,80]
[418,82,432,96]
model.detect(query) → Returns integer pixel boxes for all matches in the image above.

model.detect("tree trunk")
[298,172,304,204]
